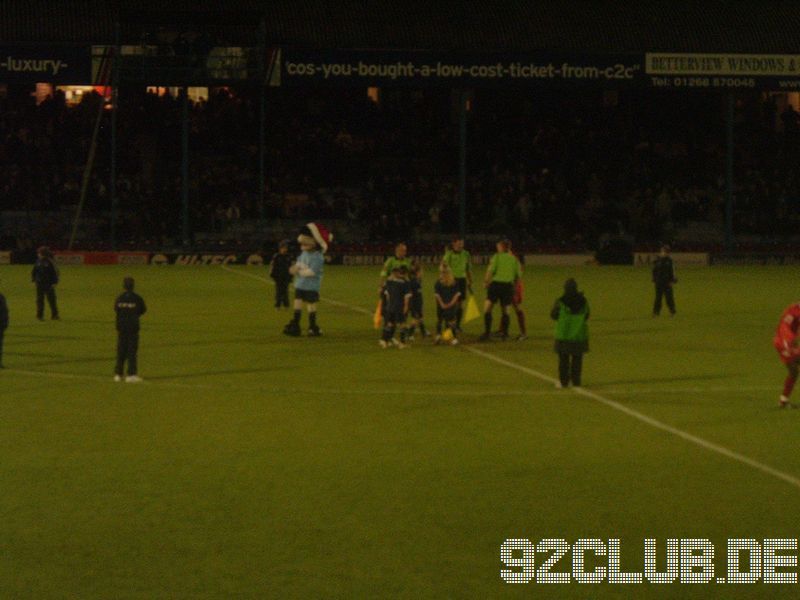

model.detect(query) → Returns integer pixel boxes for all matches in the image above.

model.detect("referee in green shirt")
[480,239,521,341]
[379,242,412,288]
[440,237,472,331]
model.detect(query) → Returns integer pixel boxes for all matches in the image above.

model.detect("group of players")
[268,234,589,385]
[374,238,529,349]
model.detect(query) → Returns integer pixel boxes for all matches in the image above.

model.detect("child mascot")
[283,222,332,337]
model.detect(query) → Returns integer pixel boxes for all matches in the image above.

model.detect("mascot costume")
[283,222,332,337]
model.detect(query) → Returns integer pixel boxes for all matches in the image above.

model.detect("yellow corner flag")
[373,299,383,329]
[463,294,480,323]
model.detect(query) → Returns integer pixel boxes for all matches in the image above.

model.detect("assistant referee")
[480,239,521,341]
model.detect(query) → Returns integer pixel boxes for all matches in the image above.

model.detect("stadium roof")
[4,0,800,53]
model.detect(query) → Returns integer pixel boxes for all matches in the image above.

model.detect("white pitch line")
[221,266,800,491]
[221,264,274,284]
[323,297,372,315]
[574,385,800,489]
[4,368,562,398]
[4,367,775,399]
[600,385,776,395]
[464,349,800,490]
[221,264,373,315]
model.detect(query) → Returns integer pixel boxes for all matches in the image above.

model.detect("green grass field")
[1,263,799,598]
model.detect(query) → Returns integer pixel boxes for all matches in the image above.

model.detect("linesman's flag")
[463,294,480,323]
[373,299,383,329]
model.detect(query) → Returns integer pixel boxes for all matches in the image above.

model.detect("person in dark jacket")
[550,278,590,388]
[114,277,147,382]
[652,245,677,316]
[379,266,412,348]
[31,246,59,320]
[269,240,293,308]
[0,284,8,368]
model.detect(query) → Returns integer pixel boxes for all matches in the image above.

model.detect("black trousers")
[558,352,583,387]
[115,330,139,376]
[36,285,59,319]
[275,280,290,307]
[653,283,676,315]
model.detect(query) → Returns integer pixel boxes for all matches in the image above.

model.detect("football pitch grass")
[1,262,799,598]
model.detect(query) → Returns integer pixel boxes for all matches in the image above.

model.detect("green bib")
[554,301,589,342]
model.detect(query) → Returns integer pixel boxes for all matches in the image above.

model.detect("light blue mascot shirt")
[294,250,324,292]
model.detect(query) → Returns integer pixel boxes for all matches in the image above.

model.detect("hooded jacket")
[551,282,590,350]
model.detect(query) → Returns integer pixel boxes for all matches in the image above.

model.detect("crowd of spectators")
[1,84,800,250]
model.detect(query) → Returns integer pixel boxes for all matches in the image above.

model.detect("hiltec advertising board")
[0,250,747,267]
[149,253,265,266]
[52,251,150,266]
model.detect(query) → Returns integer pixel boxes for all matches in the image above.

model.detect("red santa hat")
[299,222,332,252]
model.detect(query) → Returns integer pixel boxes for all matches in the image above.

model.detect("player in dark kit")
[31,246,59,320]
[440,237,472,331]
[406,261,428,340]
[269,240,293,308]
[0,283,8,368]
[379,242,412,288]
[114,277,147,383]
[652,245,677,316]
[379,266,412,349]
[434,267,461,345]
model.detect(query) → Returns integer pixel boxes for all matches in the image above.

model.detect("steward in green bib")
[441,237,472,330]
[479,239,521,341]
[550,278,590,388]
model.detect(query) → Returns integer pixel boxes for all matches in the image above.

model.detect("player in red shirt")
[773,302,800,408]
[511,276,527,340]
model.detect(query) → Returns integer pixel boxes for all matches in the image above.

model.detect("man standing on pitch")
[652,244,677,317]
[479,239,520,341]
[114,277,147,383]
[441,236,472,331]
[31,246,59,320]
[269,239,293,308]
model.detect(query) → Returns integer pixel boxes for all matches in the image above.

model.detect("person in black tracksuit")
[31,246,59,320]
[0,287,8,368]
[652,245,677,316]
[114,277,147,381]
[269,240,293,308]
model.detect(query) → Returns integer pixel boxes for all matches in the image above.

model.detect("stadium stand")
[2,1,800,253]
